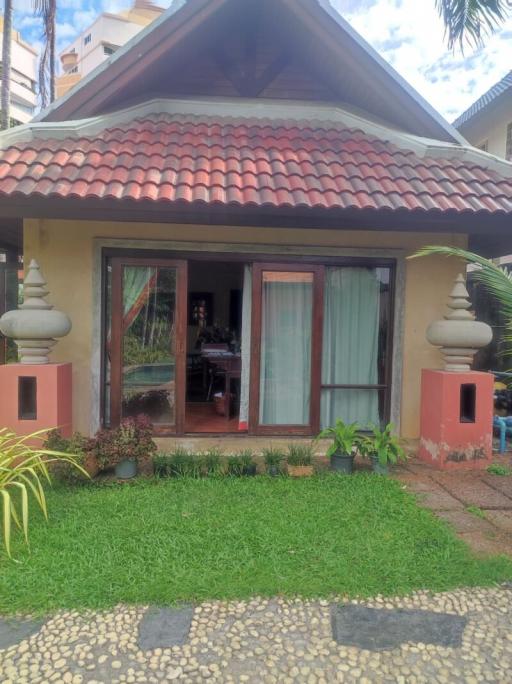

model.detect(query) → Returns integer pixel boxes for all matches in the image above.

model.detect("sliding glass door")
[109,258,188,434]
[250,264,324,435]
[320,266,392,429]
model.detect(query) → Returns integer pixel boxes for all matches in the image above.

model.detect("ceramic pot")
[267,465,281,477]
[288,465,314,478]
[331,453,354,474]
[371,456,388,475]
[242,464,257,476]
[115,458,137,480]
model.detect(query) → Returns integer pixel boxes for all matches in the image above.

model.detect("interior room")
[185,260,245,433]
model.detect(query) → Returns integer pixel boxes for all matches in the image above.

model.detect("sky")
[12,0,512,123]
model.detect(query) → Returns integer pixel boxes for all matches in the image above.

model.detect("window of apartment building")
[478,140,488,152]
[507,123,512,160]
[103,45,118,56]
[84,34,92,46]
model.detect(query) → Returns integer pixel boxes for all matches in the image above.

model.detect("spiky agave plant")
[0,428,88,558]
[412,245,512,361]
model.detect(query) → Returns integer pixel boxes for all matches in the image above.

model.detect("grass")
[466,505,487,520]
[1,474,511,614]
[487,463,512,476]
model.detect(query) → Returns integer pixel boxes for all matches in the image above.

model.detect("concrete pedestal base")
[0,363,72,438]
[419,369,493,470]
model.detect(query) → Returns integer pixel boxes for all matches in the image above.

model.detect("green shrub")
[153,453,171,478]
[287,443,314,466]
[263,447,284,467]
[227,455,244,477]
[44,430,92,485]
[202,448,224,477]
[170,449,202,478]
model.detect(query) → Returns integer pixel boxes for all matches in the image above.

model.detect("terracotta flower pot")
[288,464,314,478]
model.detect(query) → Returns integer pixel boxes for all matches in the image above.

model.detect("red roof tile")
[0,113,512,214]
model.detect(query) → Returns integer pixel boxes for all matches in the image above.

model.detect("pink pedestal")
[0,363,72,438]
[419,369,493,470]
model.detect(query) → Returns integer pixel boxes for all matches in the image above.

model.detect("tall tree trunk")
[1,0,12,130]
[33,0,56,108]
[49,3,55,103]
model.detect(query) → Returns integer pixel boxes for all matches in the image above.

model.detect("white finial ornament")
[0,260,71,364]
[426,273,492,372]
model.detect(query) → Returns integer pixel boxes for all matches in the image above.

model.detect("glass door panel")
[109,258,187,434]
[250,264,323,435]
[121,265,177,426]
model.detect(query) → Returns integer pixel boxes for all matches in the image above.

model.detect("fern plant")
[0,428,88,558]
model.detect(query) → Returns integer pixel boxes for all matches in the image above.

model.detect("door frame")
[109,256,188,435]
[249,262,325,436]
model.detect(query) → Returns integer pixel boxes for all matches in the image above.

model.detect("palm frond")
[435,0,509,49]
[412,246,512,320]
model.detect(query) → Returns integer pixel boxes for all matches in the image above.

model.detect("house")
[454,71,512,159]
[0,0,512,445]
[0,15,38,125]
[56,0,164,99]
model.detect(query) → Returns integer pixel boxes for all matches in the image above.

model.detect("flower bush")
[91,415,157,471]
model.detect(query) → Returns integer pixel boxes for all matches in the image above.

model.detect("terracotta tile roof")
[0,113,511,215]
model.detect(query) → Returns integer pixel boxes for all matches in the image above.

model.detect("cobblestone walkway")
[1,587,512,683]
[396,456,512,556]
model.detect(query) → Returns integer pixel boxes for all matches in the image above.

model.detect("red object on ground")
[0,363,72,439]
[419,369,493,470]
[0,114,511,214]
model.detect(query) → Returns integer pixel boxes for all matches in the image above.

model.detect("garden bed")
[1,474,511,614]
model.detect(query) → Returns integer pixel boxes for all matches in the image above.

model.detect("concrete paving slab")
[415,489,464,511]
[482,475,512,502]
[0,616,46,650]
[431,474,512,509]
[138,605,194,651]
[331,604,467,651]
[436,510,497,535]
[484,510,512,534]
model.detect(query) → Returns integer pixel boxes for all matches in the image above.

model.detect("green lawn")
[1,474,511,614]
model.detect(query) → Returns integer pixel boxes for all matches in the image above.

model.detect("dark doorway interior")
[185,260,245,433]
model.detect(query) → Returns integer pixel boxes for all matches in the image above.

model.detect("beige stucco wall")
[459,96,512,157]
[23,219,466,440]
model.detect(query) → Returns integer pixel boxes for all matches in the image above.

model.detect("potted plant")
[287,444,314,477]
[92,415,157,479]
[362,423,407,475]
[316,419,361,474]
[240,450,257,476]
[263,447,284,477]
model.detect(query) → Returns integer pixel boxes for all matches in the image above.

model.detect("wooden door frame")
[109,256,188,436]
[249,262,325,436]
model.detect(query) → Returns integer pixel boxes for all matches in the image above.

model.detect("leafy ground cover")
[1,474,511,614]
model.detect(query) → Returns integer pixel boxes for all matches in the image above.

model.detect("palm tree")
[413,245,512,358]
[1,0,13,130]
[435,0,510,49]
[33,0,56,108]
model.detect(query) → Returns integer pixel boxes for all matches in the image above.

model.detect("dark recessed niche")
[460,383,476,424]
[18,377,37,420]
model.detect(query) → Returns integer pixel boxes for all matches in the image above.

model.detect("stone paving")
[396,455,512,556]
[1,587,512,683]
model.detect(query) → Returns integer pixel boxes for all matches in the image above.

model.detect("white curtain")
[238,265,252,430]
[321,268,380,428]
[259,275,312,425]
